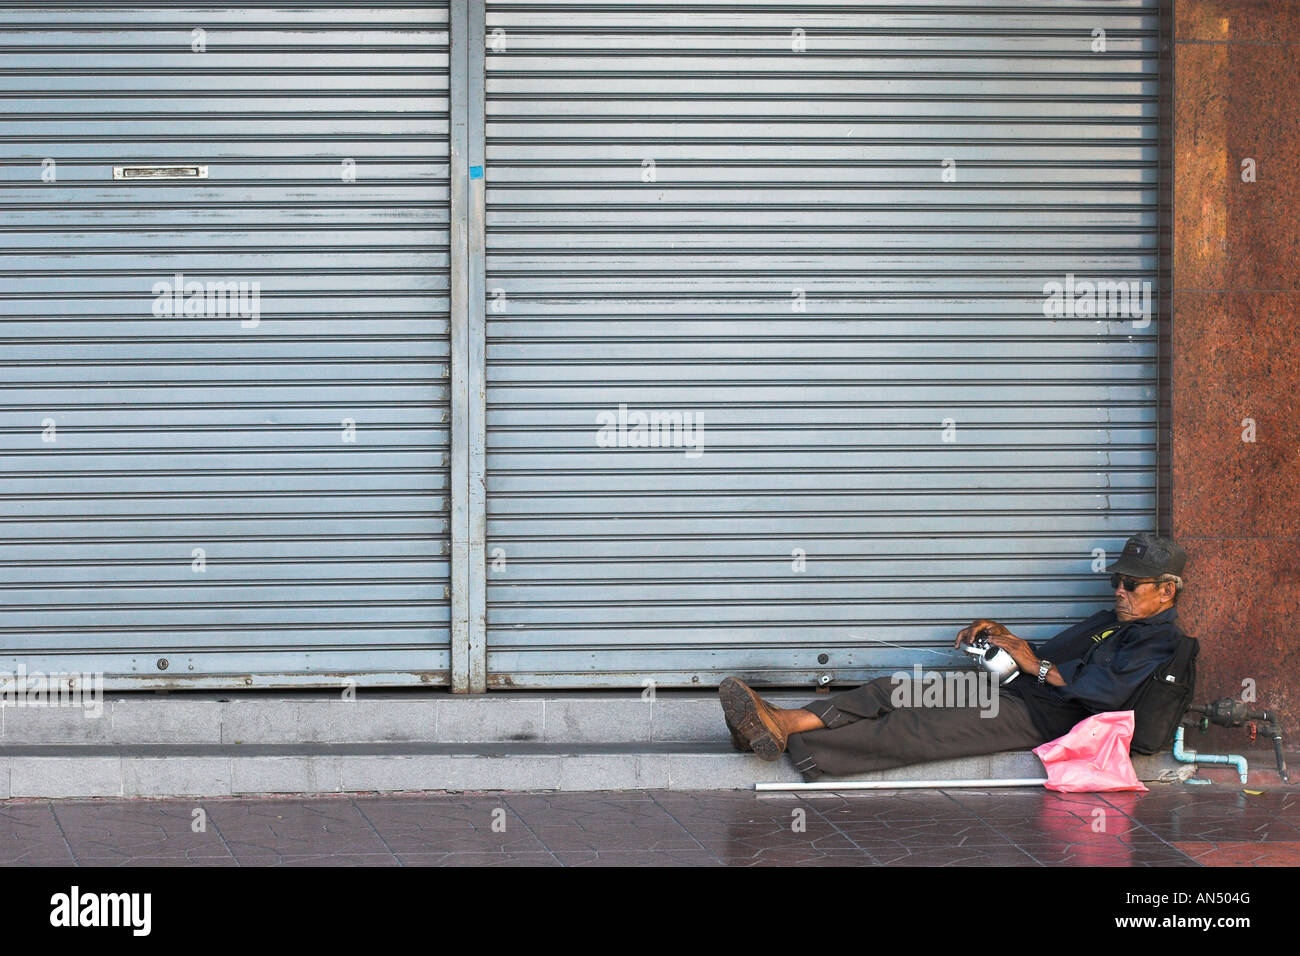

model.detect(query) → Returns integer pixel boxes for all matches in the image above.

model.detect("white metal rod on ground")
[756,778,1049,791]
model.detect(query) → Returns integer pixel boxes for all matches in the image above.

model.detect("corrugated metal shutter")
[483,0,1162,687]
[1,2,452,687]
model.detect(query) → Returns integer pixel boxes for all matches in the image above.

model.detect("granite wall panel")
[1173,0,1300,742]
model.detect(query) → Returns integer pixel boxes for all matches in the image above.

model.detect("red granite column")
[1173,0,1300,745]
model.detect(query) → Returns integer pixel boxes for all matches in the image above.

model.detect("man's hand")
[956,621,1039,672]
[954,619,1016,648]
[985,632,1038,673]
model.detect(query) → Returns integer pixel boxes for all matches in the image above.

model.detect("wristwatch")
[1037,659,1053,684]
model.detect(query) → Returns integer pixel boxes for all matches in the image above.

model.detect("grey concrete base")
[0,691,1197,797]
[0,689,815,746]
[0,742,1191,799]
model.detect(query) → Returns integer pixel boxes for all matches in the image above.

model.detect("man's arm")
[956,613,1110,689]
[992,630,1178,707]
[987,636,1067,686]
[963,614,1178,704]
[1050,634,1180,710]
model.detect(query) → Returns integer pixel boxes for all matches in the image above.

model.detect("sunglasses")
[1110,574,1159,591]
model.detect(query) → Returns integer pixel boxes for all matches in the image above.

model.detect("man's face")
[1113,575,1174,621]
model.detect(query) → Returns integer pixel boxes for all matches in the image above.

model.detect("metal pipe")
[447,0,488,693]
[757,778,1048,792]
[1172,726,1248,784]
[1270,734,1290,784]
[447,0,471,693]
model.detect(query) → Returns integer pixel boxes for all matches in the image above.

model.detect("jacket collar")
[1117,605,1178,630]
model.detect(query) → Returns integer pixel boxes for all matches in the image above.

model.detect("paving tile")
[206,800,390,859]
[51,801,234,863]
[394,851,562,867]
[1128,800,1298,823]
[0,804,76,865]
[832,817,1018,850]
[355,795,520,827]
[714,848,881,866]
[678,820,859,859]
[233,853,401,867]
[0,842,77,865]
[1127,858,1205,868]
[377,827,543,855]
[648,790,808,828]
[1093,849,1205,866]
[0,844,78,865]
[351,798,545,854]
[1171,841,1300,866]
[1094,790,1300,846]
[984,809,1168,842]
[735,850,883,867]
[552,849,722,867]
[503,791,668,829]
[379,793,700,854]
[109,856,242,868]
[798,791,973,823]
[528,823,701,854]
[1128,792,1300,817]
[1022,847,1163,867]
[865,844,1040,866]
[994,828,1180,855]
[947,789,1117,820]
[1132,818,1299,843]
[1141,802,1300,825]
[1006,833,1198,867]
[1125,789,1299,816]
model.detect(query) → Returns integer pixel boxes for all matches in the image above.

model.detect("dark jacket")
[1002,606,1185,741]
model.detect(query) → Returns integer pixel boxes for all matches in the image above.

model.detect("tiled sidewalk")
[1,786,1297,867]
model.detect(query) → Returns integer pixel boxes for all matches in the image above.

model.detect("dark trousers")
[783,675,1048,780]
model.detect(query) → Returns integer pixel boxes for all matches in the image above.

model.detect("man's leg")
[791,675,905,728]
[720,676,901,757]
[784,681,1044,779]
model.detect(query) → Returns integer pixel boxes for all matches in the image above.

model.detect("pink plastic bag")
[1032,710,1149,793]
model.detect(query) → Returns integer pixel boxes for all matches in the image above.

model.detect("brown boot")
[722,707,753,753]
[718,677,788,761]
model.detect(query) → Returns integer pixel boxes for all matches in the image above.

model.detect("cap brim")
[1105,556,1164,578]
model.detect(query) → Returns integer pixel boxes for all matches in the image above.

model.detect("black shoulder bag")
[1127,634,1199,755]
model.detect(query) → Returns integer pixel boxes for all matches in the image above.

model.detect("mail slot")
[113,165,208,180]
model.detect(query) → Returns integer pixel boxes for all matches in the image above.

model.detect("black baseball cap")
[1105,532,1187,579]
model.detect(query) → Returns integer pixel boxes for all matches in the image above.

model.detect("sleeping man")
[718,533,1188,780]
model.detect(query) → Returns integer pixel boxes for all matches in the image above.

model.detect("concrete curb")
[0,691,818,746]
[0,742,1190,798]
[0,693,1200,797]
